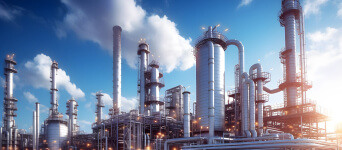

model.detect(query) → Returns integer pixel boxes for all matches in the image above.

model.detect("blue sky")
[0,0,342,133]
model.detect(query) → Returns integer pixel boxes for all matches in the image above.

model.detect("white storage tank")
[46,120,68,150]
[195,26,227,133]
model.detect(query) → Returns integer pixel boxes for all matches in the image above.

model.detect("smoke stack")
[35,102,40,150]
[113,25,122,115]
[33,111,36,150]
[183,91,191,138]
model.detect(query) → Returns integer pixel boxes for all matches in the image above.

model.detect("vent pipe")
[96,92,104,124]
[33,111,36,150]
[138,42,150,114]
[183,91,191,138]
[113,25,122,115]
[35,102,40,150]
[208,26,215,143]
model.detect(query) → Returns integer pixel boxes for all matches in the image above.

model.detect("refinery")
[1,0,341,150]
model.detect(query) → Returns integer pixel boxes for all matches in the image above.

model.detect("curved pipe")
[249,63,264,136]
[226,40,244,89]
[263,86,282,94]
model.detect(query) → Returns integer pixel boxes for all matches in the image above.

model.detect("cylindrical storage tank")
[46,121,68,150]
[195,41,225,133]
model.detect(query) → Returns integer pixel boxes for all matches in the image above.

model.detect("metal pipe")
[263,86,282,94]
[249,63,264,136]
[164,137,207,150]
[36,102,40,150]
[241,73,250,137]
[226,40,244,90]
[246,78,257,138]
[208,27,215,142]
[113,25,122,115]
[183,91,191,137]
[33,111,36,150]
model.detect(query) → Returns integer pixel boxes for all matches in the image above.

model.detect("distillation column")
[137,42,150,114]
[66,98,78,137]
[148,62,164,113]
[50,61,59,116]
[280,0,301,108]
[3,54,18,149]
[96,92,104,124]
[113,25,122,115]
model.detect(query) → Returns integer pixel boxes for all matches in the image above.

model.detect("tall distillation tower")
[44,61,68,150]
[2,54,18,149]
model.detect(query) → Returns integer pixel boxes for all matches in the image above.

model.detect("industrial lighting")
[224,28,229,32]
[201,27,205,30]
[217,24,220,27]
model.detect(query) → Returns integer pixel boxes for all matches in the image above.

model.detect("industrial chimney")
[113,25,122,115]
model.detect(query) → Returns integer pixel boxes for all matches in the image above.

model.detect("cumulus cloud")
[0,1,22,22]
[92,92,137,113]
[306,27,342,122]
[23,92,38,103]
[59,0,194,73]
[238,0,253,8]
[20,54,85,99]
[303,0,329,16]
[338,2,342,18]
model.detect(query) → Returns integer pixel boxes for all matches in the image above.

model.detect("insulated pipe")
[183,91,191,138]
[226,40,244,90]
[246,79,257,138]
[50,61,58,115]
[241,73,250,137]
[33,111,36,150]
[164,137,207,150]
[263,86,282,94]
[138,43,149,114]
[249,63,264,136]
[208,28,215,143]
[113,25,122,115]
[35,102,40,150]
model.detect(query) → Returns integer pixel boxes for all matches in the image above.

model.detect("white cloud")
[23,92,38,103]
[306,27,342,122]
[238,0,253,8]
[20,54,85,99]
[59,0,194,73]
[303,0,329,16]
[338,2,342,18]
[92,92,137,113]
[0,1,22,22]
[85,102,92,109]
